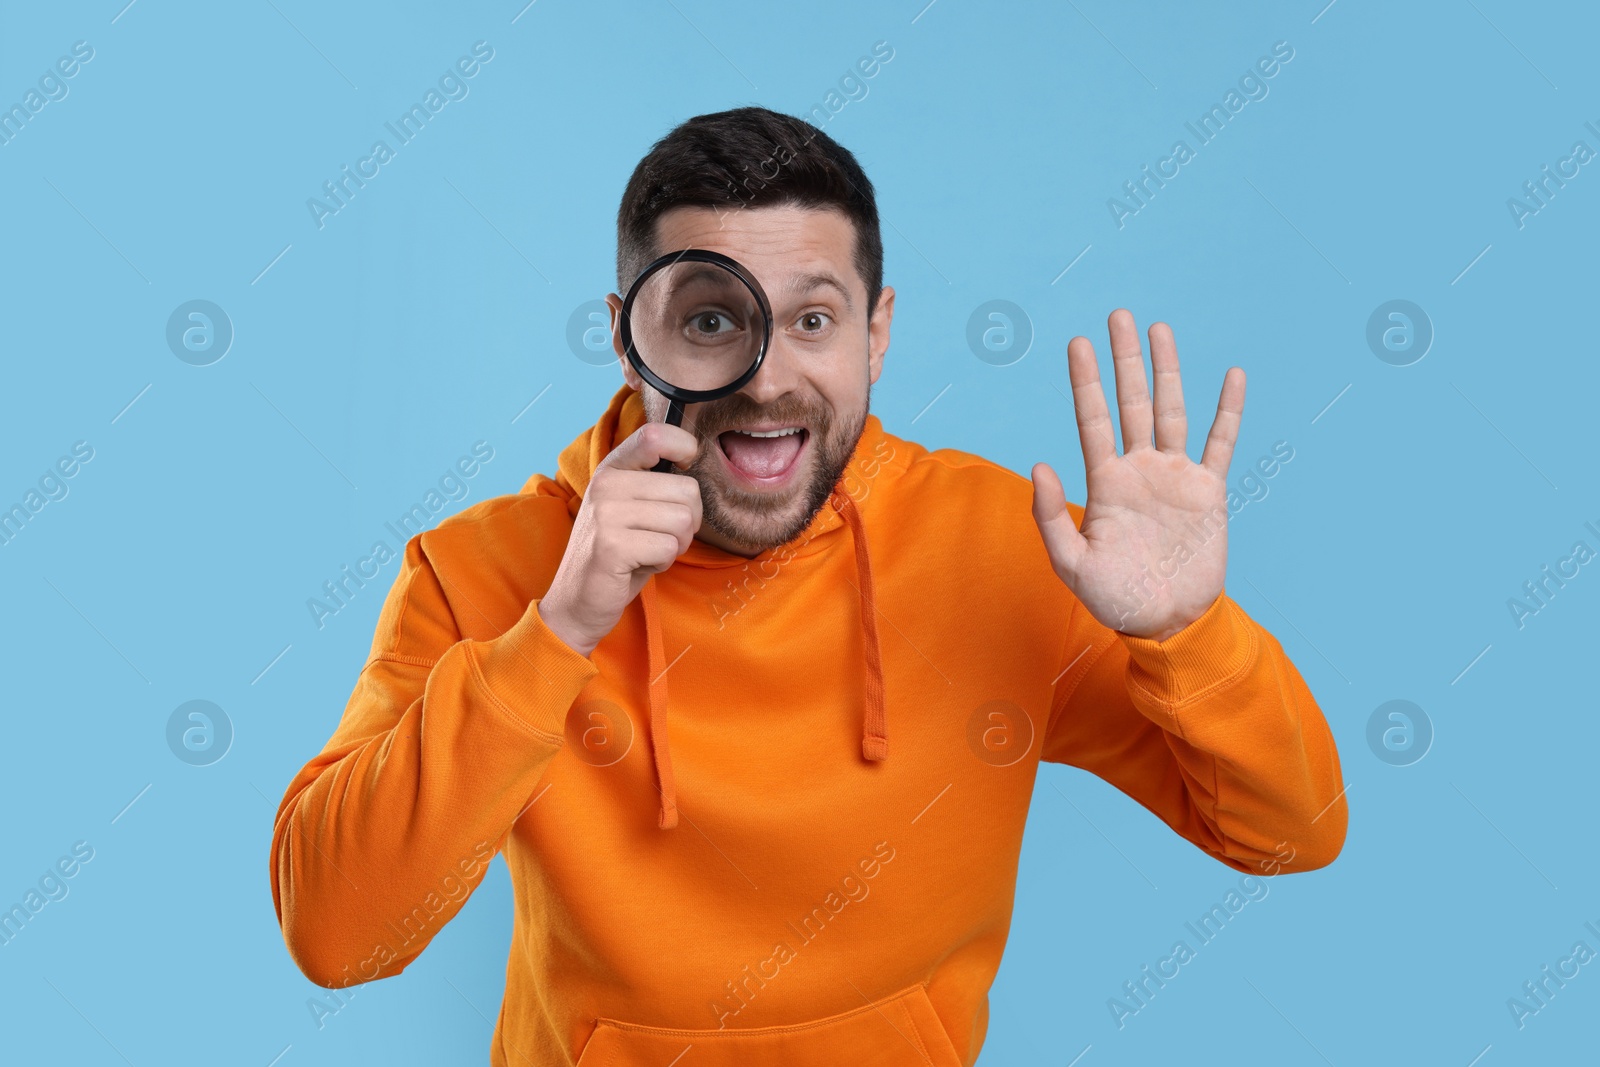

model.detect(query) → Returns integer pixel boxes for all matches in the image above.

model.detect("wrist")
[1118,593,1255,704]
[1124,618,1189,643]
[537,596,598,659]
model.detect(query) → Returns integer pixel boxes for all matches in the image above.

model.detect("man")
[270,106,1346,1066]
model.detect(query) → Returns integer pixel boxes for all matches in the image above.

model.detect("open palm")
[1031,309,1245,642]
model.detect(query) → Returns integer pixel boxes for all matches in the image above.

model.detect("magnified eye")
[688,309,741,338]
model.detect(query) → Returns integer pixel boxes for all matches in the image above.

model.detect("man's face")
[607,203,894,558]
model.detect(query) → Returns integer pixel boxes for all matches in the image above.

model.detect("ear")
[867,286,894,386]
[605,292,642,390]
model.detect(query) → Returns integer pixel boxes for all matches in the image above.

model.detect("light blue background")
[2,1,1595,1063]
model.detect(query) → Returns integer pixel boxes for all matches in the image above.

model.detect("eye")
[688,309,740,338]
[796,311,831,333]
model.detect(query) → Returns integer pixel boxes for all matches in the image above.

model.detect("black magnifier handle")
[651,397,686,474]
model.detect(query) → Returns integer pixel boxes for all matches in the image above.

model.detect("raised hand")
[1030,309,1244,642]
[538,421,703,657]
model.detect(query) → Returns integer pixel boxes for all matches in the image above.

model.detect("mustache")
[696,399,830,439]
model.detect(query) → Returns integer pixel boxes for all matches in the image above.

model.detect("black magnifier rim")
[618,248,774,404]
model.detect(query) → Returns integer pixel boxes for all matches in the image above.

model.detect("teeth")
[734,427,802,438]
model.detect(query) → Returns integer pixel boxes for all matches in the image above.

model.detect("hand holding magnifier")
[618,249,775,474]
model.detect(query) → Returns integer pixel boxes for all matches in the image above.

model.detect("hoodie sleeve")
[269,535,598,988]
[1039,584,1348,876]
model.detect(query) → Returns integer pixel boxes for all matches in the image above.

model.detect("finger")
[596,500,698,564]
[1030,461,1087,580]
[606,421,700,473]
[1067,336,1117,472]
[621,499,701,553]
[1107,308,1154,453]
[1200,367,1247,477]
[635,530,687,576]
[604,468,704,512]
[1148,321,1188,455]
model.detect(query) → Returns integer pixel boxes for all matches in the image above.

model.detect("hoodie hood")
[522,383,888,830]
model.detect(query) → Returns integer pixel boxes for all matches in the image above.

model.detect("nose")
[736,327,805,409]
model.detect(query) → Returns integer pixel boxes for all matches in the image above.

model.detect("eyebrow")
[658,266,749,306]
[664,266,731,291]
[785,271,855,313]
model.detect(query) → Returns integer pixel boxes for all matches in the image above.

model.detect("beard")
[642,387,868,555]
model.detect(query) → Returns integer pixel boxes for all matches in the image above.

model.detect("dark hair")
[615,106,884,320]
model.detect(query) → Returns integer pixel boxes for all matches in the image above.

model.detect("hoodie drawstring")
[637,488,887,830]
[639,574,679,830]
[836,490,889,762]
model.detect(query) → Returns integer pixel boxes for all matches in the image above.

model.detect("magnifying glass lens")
[628,260,764,393]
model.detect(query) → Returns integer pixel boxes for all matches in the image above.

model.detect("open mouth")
[716,426,810,486]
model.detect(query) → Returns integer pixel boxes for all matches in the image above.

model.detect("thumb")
[1030,462,1087,580]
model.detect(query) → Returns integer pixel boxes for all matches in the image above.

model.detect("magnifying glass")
[618,249,774,475]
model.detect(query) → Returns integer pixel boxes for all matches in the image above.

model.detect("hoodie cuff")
[469,598,600,740]
[1117,592,1257,708]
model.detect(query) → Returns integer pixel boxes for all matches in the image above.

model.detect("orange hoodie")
[270,382,1347,1066]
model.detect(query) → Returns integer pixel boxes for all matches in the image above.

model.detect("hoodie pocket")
[572,982,964,1067]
